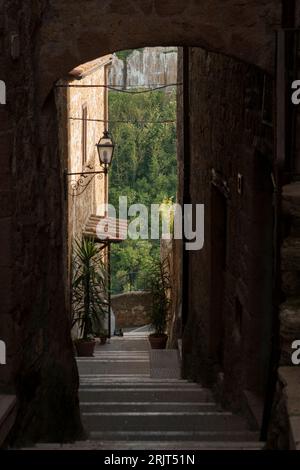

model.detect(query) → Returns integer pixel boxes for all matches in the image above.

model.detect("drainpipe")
[108,242,111,338]
[181,47,191,331]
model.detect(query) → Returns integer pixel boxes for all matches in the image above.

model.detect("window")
[82,104,88,166]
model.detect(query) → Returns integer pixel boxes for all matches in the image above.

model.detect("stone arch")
[38,0,281,102]
[1,0,286,444]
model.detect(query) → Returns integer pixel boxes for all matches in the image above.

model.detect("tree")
[108,87,177,293]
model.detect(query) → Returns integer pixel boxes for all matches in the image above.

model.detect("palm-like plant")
[148,257,171,336]
[72,238,108,340]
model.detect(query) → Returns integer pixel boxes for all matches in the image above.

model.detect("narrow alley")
[1,0,300,460]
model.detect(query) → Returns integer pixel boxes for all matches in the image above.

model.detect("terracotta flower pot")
[148,333,168,349]
[75,339,96,357]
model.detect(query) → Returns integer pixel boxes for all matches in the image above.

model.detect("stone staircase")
[26,334,264,450]
[78,379,261,449]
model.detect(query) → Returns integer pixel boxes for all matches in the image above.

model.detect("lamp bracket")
[64,168,108,198]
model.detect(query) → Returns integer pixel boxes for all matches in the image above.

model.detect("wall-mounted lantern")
[96,130,115,168]
[64,130,115,197]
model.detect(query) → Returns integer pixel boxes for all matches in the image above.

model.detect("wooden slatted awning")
[83,215,128,243]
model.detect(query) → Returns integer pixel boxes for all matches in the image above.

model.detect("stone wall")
[0,0,292,448]
[37,0,281,100]
[267,10,300,445]
[55,57,111,340]
[109,48,177,89]
[178,47,274,416]
[267,367,300,449]
[280,182,300,364]
[0,0,83,445]
[112,291,152,329]
[160,238,182,348]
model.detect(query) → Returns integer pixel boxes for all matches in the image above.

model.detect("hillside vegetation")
[108,89,177,293]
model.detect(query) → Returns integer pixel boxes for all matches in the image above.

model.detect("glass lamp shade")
[96,130,114,166]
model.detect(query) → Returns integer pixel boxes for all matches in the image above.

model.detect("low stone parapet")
[111,291,152,329]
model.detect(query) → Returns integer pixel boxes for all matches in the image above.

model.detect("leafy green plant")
[72,238,108,340]
[108,88,177,294]
[147,258,171,336]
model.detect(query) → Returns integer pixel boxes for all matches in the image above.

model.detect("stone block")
[137,0,153,15]
[0,191,13,217]
[0,395,17,446]
[154,0,188,16]
[278,367,300,416]
[0,109,12,133]
[0,131,12,174]
[290,416,300,450]
[290,217,300,237]
[282,271,300,297]
[280,299,300,365]
[0,217,11,267]
[281,237,300,271]
[282,182,300,218]
[0,267,12,314]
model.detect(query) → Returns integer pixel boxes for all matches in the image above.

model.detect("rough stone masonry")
[0,0,295,446]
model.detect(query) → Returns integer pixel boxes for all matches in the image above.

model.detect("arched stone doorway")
[0,0,294,445]
[38,0,280,101]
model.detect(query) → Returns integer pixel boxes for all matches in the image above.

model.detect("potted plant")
[98,327,108,345]
[72,238,108,356]
[148,258,170,349]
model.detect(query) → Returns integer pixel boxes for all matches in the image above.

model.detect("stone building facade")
[55,56,112,326]
[171,34,300,446]
[176,47,274,422]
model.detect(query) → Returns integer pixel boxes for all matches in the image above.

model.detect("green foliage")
[109,86,177,293]
[111,240,160,293]
[115,49,144,61]
[147,258,171,335]
[72,238,108,339]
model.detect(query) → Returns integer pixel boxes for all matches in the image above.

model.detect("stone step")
[78,360,150,364]
[86,349,149,352]
[85,349,149,352]
[88,430,260,442]
[79,388,212,403]
[79,381,203,389]
[77,354,150,360]
[77,362,149,375]
[80,377,192,384]
[27,440,264,450]
[81,411,247,432]
[80,402,220,413]
[75,338,258,449]
[150,349,181,379]
[78,356,149,360]
[80,375,151,380]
